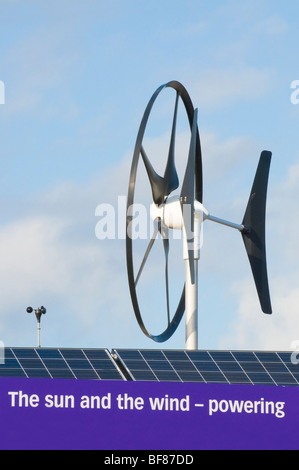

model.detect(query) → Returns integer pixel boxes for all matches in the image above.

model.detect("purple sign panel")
[0,376,298,450]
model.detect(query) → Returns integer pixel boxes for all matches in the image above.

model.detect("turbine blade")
[242,150,272,314]
[140,146,167,205]
[164,91,179,196]
[135,219,160,286]
[180,108,198,284]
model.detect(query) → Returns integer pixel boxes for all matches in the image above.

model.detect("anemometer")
[126,80,272,350]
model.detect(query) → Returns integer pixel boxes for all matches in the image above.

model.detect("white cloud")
[0,124,261,348]
[201,131,259,182]
[0,183,132,347]
[3,21,80,116]
[220,155,299,351]
[221,277,299,351]
[0,89,296,351]
[0,147,295,352]
[189,66,273,109]
[255,14,289,36]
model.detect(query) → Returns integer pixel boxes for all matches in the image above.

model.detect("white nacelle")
[150,195,209,230]
[150,196,209,260]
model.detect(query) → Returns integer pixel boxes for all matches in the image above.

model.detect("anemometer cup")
[241,150,272,314]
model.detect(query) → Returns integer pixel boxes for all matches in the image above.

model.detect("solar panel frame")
[1,347,299,385]
[113,349,299,386]
[0,348,126,381]
[246,372,275,385]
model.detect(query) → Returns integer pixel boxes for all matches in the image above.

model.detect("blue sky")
[0,0,299,352]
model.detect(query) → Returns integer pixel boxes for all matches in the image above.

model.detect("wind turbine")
[126,81,272,350]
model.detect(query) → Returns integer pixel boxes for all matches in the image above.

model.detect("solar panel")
[113,349,299,386]
[0,348,126,380]
[1,348,298,385]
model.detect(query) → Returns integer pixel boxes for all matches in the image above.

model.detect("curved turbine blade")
[242,150,272,314]
[135,219,160,286]
[164,91,180,196]
[180,108,198,284]
[140,146,167,205]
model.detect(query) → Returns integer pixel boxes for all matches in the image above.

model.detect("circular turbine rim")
[126,80,203,342]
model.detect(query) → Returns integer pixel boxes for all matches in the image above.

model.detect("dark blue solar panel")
[1,348,299,385]
[142,350,166,360]
[130,369,157,381]
[97,369,124,380]
[26,368,51,378]
[66,359,92,369]
[38,349,63,359]
[113,349,299,386]
[72,369,98,379]
[178,371,204,382]
[42,359,69,369]
[147,360,173,371]
[223,372,251,384]
[13,348,39,358]
[233,351,258,361]
[187,350,212,361]
[163,350,188,360]
[246,373,275,385]
[18,358,44,369]
[60,349,86,359]
[3,348,14,359]
[209,351,235,361]
[193,361,219,371]
[0,368,26,377]
[200,371,227,383]
[0,358,20,368]
[255,352,281,362]
[0,348,125,380]
[84,349,112,360]
[170,360,197,371]
[154,370,181,382]
[240,362,265,372]
[217,361,243,372]
[49,369,74,379]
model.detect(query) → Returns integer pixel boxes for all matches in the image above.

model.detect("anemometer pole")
[26,306,47,348]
